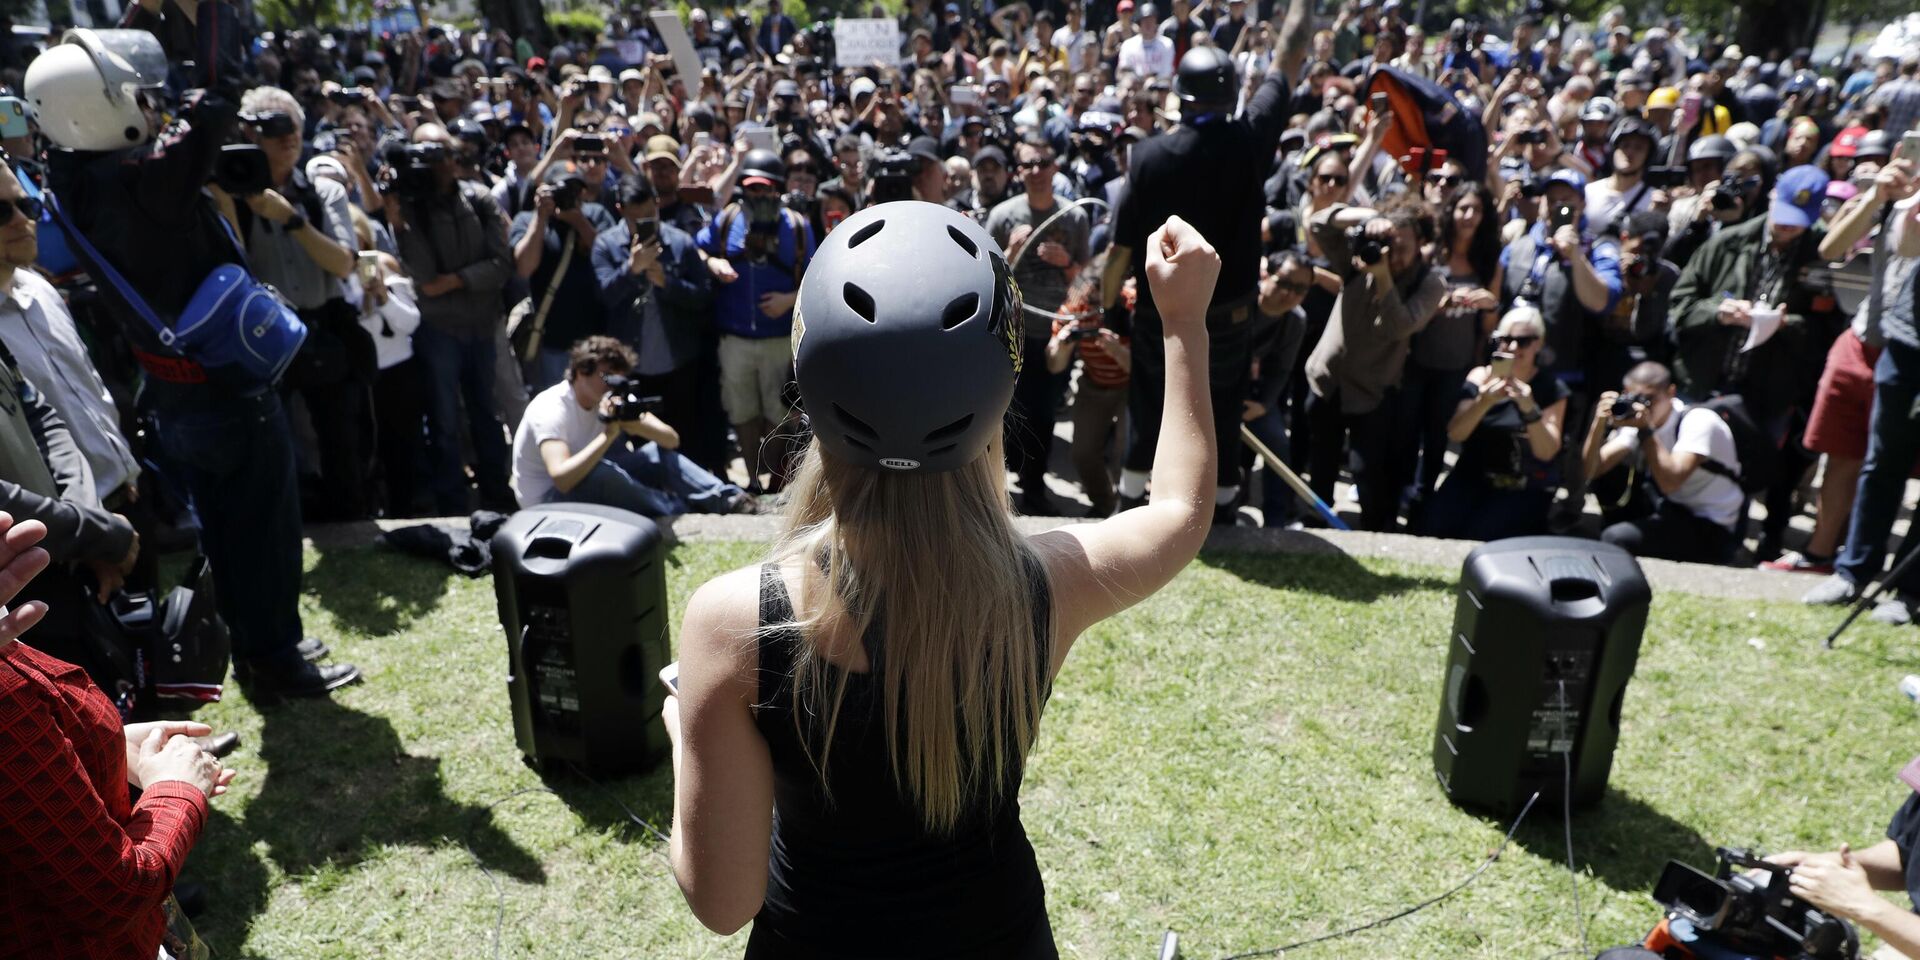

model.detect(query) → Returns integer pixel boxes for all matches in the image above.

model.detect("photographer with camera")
[1663,145,1774,271]
[1592,210,1682,393]
[387,121,517,515]
[1422,306,1567,540]
[233,88,373,523]
[1302,196,1449,531]
[510,164,614,390]
[34,28,359,700]
[508,336,750,518]
[1580,361,1744,564]
[592,176,724,475]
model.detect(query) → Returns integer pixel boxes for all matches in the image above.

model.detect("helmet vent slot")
[833,403,879,440]
[926,444,957,458]
[946,225,979,258]
[924,414,973,443]
[941,293,979,330]
[844,283,878,323]
[848,219,886,248]
[843,435,874,452]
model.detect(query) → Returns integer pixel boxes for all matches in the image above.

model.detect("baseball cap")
[1770,165,1830,229]
[644,134,683,166]
[526,56,547,72]
[972,145,1008,168]
[1647,87,1681,109]
[1118,0,1135,10]
[1644,27,1669,41]
[1614,69,1651,91]
[619,68,644,85]
[1542,167,1587,193]
[773,78,802,99]
[850,76,877,99]
[588,64,615,82]
[362,51,387,67]
[1831,125,1867,157]
[905,136,944,164]
[352,65,378,85]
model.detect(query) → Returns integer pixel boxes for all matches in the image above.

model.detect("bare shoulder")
[680,564,767,671]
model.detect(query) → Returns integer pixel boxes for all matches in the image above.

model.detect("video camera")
[869,147,917,204]
[598,374,661,425]
[1649,847,1859,960]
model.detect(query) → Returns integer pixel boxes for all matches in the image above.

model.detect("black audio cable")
[1212,790,1543,960]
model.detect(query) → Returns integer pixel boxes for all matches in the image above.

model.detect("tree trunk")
[1735,0,1804,61]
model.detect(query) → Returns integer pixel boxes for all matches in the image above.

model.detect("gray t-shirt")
[247,176,355,311]
[985,194,1091,340]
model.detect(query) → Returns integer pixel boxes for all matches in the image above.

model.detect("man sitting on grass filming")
[509,336,755,518]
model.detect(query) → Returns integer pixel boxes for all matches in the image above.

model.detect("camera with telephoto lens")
[381,139,447,201]
[783,190,816,217]
[1645,165,1689,189]
[212,143,273,195]
[869,147,917,204]
[1651,847,1859,960]
[598,374,661,424]
[1348,224,1388,265]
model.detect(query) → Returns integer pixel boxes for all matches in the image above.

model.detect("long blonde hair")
[769,435,1048,835]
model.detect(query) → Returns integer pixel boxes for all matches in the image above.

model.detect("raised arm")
[1033,217,1219,671]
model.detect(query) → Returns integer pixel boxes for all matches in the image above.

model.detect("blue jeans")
[153,392,305,669]
[525,347,570,393]
[414,324,512,513]
[550,443,741,518]
[1245,404,1296,526]
[1838,340,1920,590]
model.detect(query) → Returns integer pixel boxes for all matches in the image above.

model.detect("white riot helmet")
[25,29,168,151]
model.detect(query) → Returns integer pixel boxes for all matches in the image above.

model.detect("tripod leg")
[1827,539,1920,647]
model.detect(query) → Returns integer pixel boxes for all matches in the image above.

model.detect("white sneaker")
[1801,574,1860,606]
[1872,595,1918,626]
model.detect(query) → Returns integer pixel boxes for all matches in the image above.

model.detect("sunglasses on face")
[1271,279,1310,294]
[0,195,43,226]
[1315,173,1349,187]
[1426,172,1460,187]
[1016,158,1055,171]
[1492,333,1540,347]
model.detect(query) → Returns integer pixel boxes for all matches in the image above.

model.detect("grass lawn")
[186,539,1920,960]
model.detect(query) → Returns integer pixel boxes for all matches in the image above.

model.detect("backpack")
[1677,394,1776,497]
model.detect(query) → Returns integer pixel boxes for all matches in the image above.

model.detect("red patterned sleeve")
[0,676,208,930]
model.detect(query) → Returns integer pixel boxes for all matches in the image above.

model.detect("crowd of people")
[9,0,1920,954]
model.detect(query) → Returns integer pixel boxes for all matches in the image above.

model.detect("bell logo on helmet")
[879,457,921,470]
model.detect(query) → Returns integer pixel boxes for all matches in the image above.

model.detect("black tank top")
[744,561,1059,960]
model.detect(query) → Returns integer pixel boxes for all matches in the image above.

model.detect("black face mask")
[744,193,782,228]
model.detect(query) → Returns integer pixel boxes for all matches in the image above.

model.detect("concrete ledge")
[308,514,1818,604]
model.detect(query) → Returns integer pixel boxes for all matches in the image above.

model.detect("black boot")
[296,636,330,662]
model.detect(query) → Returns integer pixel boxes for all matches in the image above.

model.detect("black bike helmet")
[739,148,787,186]
[793,201,1023,474]
[1608,116,1659,153]
[1175,45,1237,112]
[1687,134,1737,163]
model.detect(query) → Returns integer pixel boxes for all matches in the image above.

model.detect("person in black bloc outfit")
[1103,0,1309,525]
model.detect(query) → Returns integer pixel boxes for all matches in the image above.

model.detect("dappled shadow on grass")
[1198,539,1458,602]
[194,697,547,953]
[187,808,271,960]
[305,540,456,637]
[1506,786,1717,899]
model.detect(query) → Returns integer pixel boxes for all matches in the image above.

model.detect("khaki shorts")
[718,334,794,425]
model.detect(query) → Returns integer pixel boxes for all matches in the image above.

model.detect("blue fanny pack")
[47,191,307,385]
